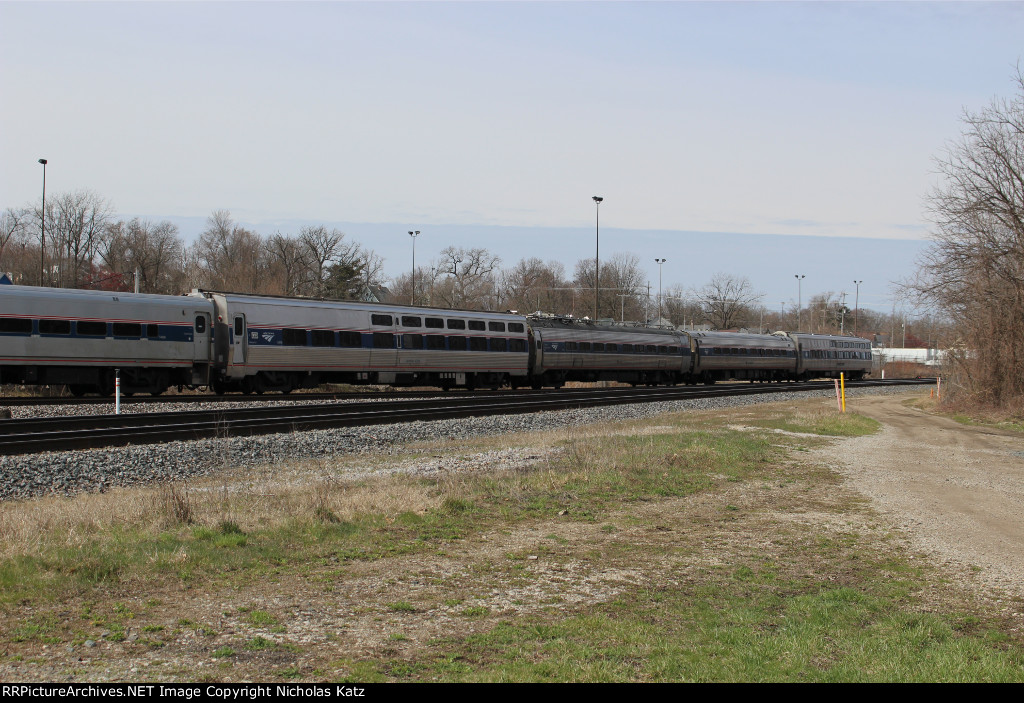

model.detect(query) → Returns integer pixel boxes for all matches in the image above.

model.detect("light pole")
[655,258,666,325]
[592,196,603,320]
[853,280,863,336]
[794,274,805,330]
[38,158,47,286]
[408,230,420,305]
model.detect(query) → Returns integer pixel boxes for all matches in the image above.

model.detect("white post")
[115,369,121,415]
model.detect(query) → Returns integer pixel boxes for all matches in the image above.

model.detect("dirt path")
[812,395,1024,597]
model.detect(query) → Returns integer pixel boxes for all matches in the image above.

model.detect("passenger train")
[0,285,873,396]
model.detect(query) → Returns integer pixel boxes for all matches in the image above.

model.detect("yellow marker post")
[840,372,846,413]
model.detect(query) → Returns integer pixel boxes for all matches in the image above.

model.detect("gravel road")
[811,395,1024,598]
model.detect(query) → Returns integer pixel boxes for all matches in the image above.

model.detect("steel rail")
[0,379,935,456]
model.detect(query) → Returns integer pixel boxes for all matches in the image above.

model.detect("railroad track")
[0,389,469,407]
[0,378,934,456]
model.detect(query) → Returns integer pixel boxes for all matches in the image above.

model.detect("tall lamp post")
[794,274,805,330]
[853,280,863,336]
[655,258,666,325]
[592,196,603,320]
[408,230,420,305]
[38,158,47,286]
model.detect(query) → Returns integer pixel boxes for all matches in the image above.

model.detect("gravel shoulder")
[810,395,1024,598]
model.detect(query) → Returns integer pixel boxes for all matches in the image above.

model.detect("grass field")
[1,396,1022,682]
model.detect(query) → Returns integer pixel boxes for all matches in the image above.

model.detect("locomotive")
[0,285,872,396]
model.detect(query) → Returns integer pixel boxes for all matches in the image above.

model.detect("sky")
[2,1,1022,313]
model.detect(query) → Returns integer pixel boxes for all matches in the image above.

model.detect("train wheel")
[68,384,88,398]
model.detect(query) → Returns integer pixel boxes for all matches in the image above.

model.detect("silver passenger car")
[689,331,797,383]
[529,317,690,387]
[786,332,873,381]
[192,291,531,392]
[0,285,213,395]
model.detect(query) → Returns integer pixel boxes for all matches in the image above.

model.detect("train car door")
[232,314,247,365]
[192,310,213,384]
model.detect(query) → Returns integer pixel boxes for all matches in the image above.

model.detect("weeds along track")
[0,379,933,456]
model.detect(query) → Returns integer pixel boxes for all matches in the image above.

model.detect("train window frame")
[468,336,488,352]
[311,329,335,347]
[490,337,507,352]
[593,342,605,352]
[579,342,592,352]
[509,339,526,353]
[401,316,422,328]
[77,320,107,337]
[425,317,444,329]
[372,332,395,349]
[0,318,33,334]
[38,319,71,335]
[195,316,207,334]
[447,319,466,330]
[468,320,486,332]
[403,333,424,350]
[508,322,525,333]
[371,314,393,326]
[448,335,467,351]
[425,334,446,350]
[488,321,506,332]
[282,328,308,346]
[146,324,159,338]
[112,322,142,338]
[339,331,362,348]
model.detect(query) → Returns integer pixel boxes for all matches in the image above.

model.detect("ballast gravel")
[0,385,930,502]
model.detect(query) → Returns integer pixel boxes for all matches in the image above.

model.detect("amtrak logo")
[261,332,274,342]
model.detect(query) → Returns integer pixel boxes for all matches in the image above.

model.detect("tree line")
[911,69,1024,408]
[2,196,941,344]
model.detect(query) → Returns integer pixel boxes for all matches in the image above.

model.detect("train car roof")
[190,290,528,321]
[1,284,204,309]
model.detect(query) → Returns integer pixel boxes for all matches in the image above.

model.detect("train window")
[593,343,605,352]
[447,319,466,330]
[233,317,243,336]
[509,339,526,353]
[565,341,578,351]
[425,317,444,329]
[312,329,335,347]
[488,321,506,332]
[401,316,422,327]
[77,321,107,336]
[371,314,393,326]
[426,335,446,350]
[469,336,488,352]
[146,324,158,338]
[339,331,362,347]
[194,316,206,334]
[658,345,668,354]
[468,320,486,331]
[282,328,308,346]
[508,323,524,333]
[448,336,467,351]
[372,332,394,348]
[0,318,32,334]
[646,345,657,353]
[491,338,507,352]
[403,334,423,350]
[621,344,633,353]
[39,319,71,335]
[669,346,678,354]
[113,322,142,337]
[579,342,591,351]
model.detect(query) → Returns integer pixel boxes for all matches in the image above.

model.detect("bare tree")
[573,253,645,320]
[41,190,113,288]
[913,70,1024,405]
[266,232,310,296]
[435,246,500,309]
[693,272,763,329]
[0,207,31,279]
[498,258,572,314]
[193,210,268,292]
[100,218,186,293]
